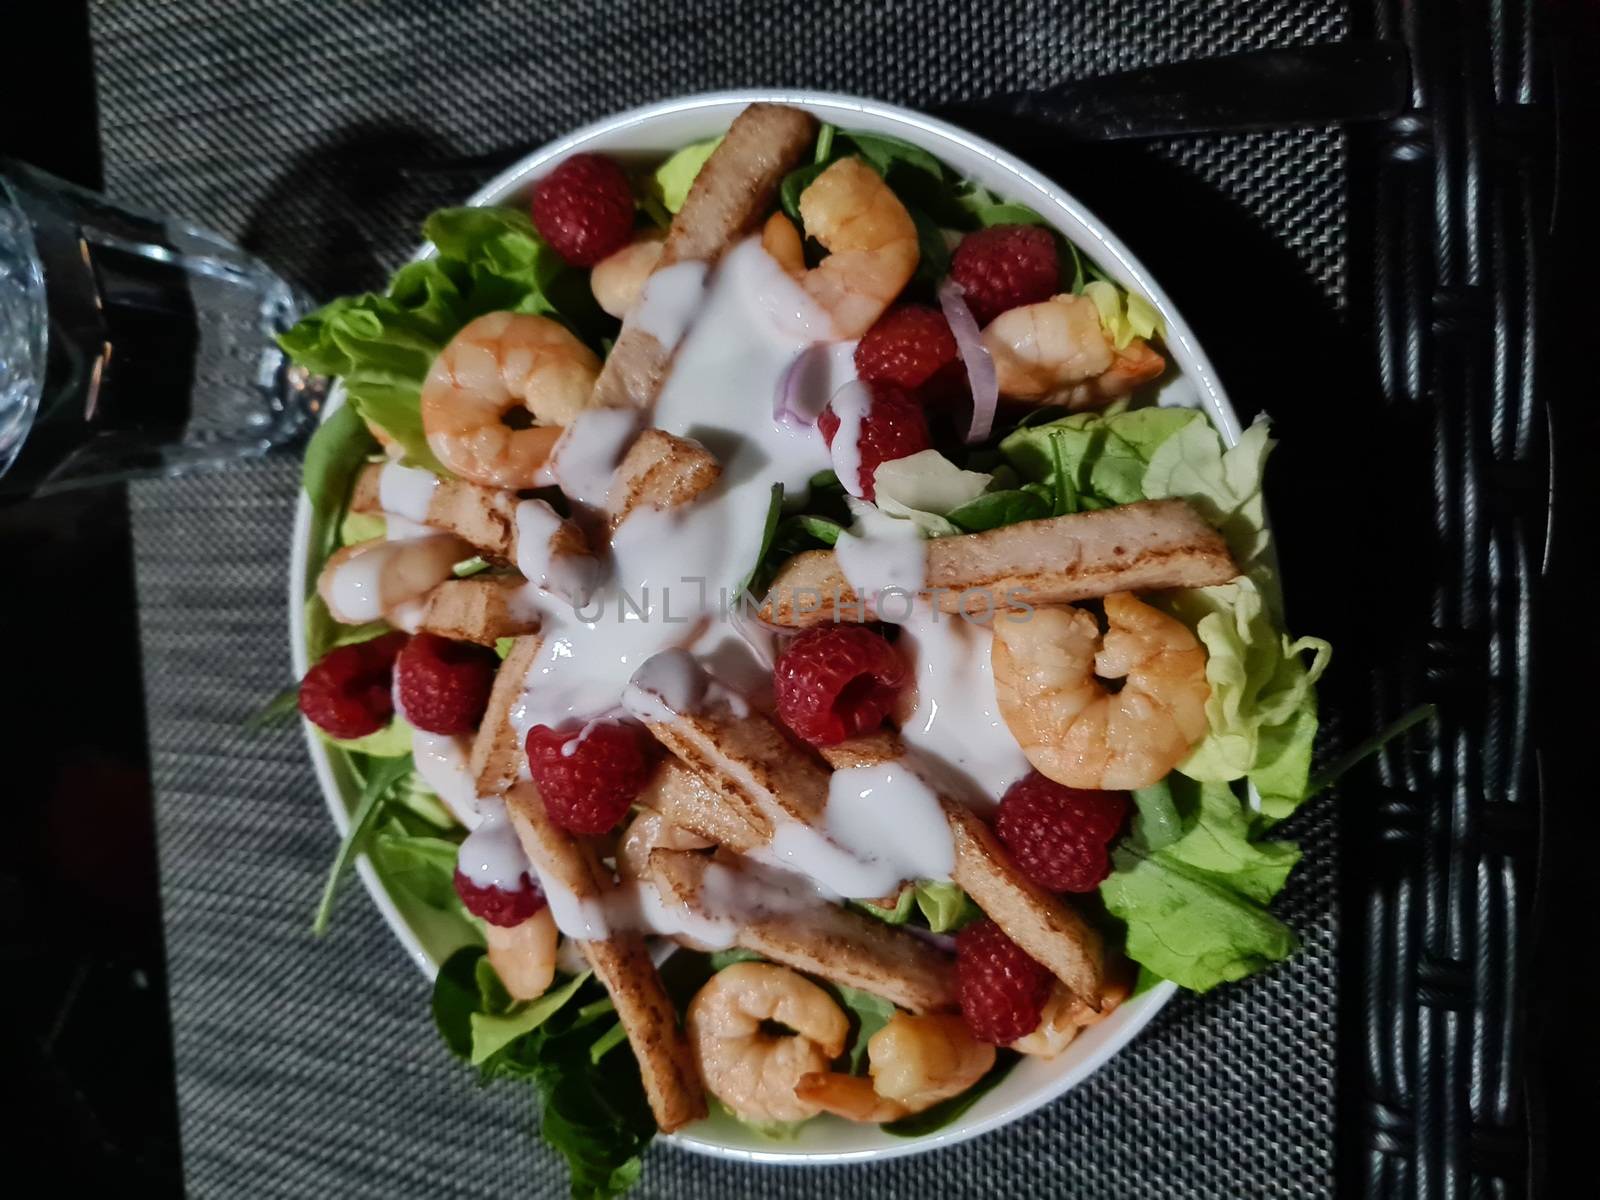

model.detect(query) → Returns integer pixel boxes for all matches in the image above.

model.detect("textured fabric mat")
[103,2,1347,1195]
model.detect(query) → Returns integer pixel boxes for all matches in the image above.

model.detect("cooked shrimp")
[317,533,474,626]
[795,1013,995,1122]
[792,157,919,338]
[1012,974,1129,1058]
[616,810,714,881]
[761,211,805,274]
[991,592,1209,790]
[591,234,665,318]
[420,311,601,488]
[687,962,848,1123]
[484,907,558,1001]
[983,294,1164,408]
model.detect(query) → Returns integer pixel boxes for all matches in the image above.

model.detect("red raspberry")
[395,633,500,735]
[525,721,655,835]
[531,153,636,266]
[816,382,932,501]
[772,625,908,746]
[995,772,1129,893]
[297,632,408,740]
[949,225,1060,326]
[452,869,547,928]
[955,918,1054,1045]
[854,305,963,401]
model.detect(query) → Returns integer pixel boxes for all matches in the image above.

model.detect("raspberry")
[772,625,907,746]
[452,869,547,928]
[297,632,408,740]
[816,382,932,501]
[525,721,655,835]
[394,633,498,735]
[955,918,1054,1045]
[854,305,963,401]
[995,772,1129,892]
[531,153,637,266]
[949,225,1060,326]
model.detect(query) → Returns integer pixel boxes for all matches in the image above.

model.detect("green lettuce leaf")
[1164,576,1331,818]
[648,136,722,214]
[1100,776,1299,991]
[281,205,596,477]
[833,982,897,1073]
[1142,413,1274,576]
[999,407,1200,510]
[914,880,982,932]
[470,971,592,1066]
[321,714,415,758]
[369,824,464,911]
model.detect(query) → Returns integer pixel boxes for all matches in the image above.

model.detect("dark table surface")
[2,1,1595,1196]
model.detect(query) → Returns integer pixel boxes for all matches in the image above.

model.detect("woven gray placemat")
[105,1,1345,1195]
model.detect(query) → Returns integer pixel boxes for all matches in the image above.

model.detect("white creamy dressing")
[826,381,872,497]
[631,259,710,351]
[378,462,440,523]
[457,797,532,889]
[894,605,1031,808]
[753,759,952,899]
[834,499,929,614]
[513,498,598,608]
[483,232,1026,929]
[506,238,834,737]
[546,408,640,509]
[410,730,483,827]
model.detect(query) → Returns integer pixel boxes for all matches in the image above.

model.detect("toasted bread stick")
[416,575,541,646]
[819,736,1105,1006]
[606,429,722,530]
[760,499,1236,626]
[638,759,767,852]
[470,635,542,795]
[650,849,955,1014]
[352,463,521,560]
[591,103,819,411]
[505,784,706,1132]
[640,708,827,839]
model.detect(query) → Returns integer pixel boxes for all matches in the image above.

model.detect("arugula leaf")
[907,204,951,290]
[311,753,414,935]
[245,683,300,730]
[813,122,836,164]
[882,1054,1017,1136]
[706,947,765,970]
[432,951,655,1199]
[588,1021,628,1065]
[946,488,1051,533]
[735,482,785,600]
[841,131,947,181]
[470,972,592,1065]
[369,825,464,910]
[777,513,846,547]
[779,160,830,222]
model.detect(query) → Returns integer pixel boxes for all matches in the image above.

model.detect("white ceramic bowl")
[289,90,1247,1167]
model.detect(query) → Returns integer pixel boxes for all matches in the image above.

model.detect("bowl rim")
[287,86,1253,1167]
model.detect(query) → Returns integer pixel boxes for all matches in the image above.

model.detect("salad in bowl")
[281,94,1331,1196]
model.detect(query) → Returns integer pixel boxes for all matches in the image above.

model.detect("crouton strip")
[637,759,766,852]
[606,429,723,530]
[505,784,706,1132]
[650,849,955,1014]
[591,103,819,411]
[760,499,1237,626]
[818,736,1105,1007]
[352,463,521,560]
[470,635,542,795]
[639,708,827,838]
[417,576,541,646]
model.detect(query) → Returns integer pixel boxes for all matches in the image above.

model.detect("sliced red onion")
[772,343,839,428]
[937,278,998,445]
